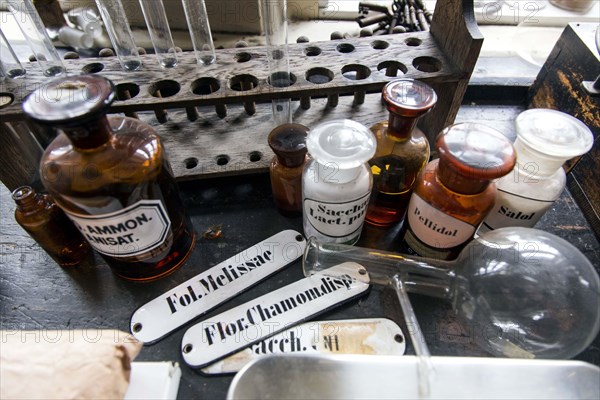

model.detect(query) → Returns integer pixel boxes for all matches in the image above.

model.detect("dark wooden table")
[1,104,598,399]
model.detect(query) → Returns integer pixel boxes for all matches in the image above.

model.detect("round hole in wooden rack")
[184,157,198,169]
[336,43,355,53]
[304,46,322,56]
[149,80,181,97]
[115,83,140,100]
[191,77,220,95]
[82,62,105,74]
[306,67,334,84]
[0,93,14,109]
[216,154,230,166]
[413,56,442,72]
[377,61,408,77]
[235,52,252,62]
[268,71,297,88]
[341,64,371,80]
[248,151,262,162]
[405,37,422,47]
[271,49,285,60]
[229,74,259,91]
[371,40,390,50]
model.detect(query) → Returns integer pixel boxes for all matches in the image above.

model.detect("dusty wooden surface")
[1,104,599,399]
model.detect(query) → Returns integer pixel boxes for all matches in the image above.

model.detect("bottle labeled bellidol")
[24,75,196,281]
[12,186,91,267]
[479,109,593,233]
[402,123,516,260]
[302,119,376,245]
[366,79,437,226]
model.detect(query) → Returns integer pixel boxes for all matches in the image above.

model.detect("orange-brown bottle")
[402,123,516,260]
[268,123,308,216]
[366,79,437,227]
[12,186,91,267]
[24,75,196,282]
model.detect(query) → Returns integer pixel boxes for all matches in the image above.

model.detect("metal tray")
[227,354,600,399]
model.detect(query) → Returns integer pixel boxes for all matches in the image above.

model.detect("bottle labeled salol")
[402,123,516,260]
[302,119,376,245]
[24,75,196,282]
[479,109,593,233]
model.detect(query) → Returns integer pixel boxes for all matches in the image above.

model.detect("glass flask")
[304,227,600,360]
[24,75,196,282]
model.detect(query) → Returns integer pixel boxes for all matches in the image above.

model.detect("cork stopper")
[437,123,516,194]
[268,123,309,168]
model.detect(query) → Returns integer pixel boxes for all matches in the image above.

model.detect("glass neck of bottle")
[437,159,490,195]
[12,186,44,213]
[304,238,455,301]
[514,139,566,177]
[61,115,112,150]
[387,112,418,141]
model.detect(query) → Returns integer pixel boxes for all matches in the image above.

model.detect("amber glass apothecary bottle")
[402,123,516,260]
[366,79,437,227]
[268,123,309,216]
[23,75,196,282]
[12,186,91,267]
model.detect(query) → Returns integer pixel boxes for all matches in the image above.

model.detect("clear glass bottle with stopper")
[24,75,196,282]
[479,109,593,234]
[303,227,600,360]
[302,119,376,245]
[366,79,437,226]
[402,123,516,260]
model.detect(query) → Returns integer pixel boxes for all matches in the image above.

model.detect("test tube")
[67,7,103,39]
[261,0,292,125]
[0,28,26,79]
[181,0,216,66]
[58,26,94,49]
[5,0,65,77]
[95,0,142,71]
[139,0,178,68]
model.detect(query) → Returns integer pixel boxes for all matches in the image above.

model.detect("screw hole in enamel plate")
[132,323,142,333]
[295,235,304,242]
[358,268,367,275]
[394,334,404,343]
[183,343,193,353]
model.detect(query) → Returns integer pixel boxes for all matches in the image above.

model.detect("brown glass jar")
[268,123,309,216]
[24,75,196,282]
[12,186,91,267]
[402,123,516,260]
[366,79,437,227]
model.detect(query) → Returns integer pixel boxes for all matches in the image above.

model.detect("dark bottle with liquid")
[402,123,516,260]
[12,186,91,267]
[365,79,437,227]
[23,75,196,282]
[268,123,309,216]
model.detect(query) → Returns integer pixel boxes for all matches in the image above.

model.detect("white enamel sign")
[181,262,370,368]
[201,318,405,374]
[130,230,306,344]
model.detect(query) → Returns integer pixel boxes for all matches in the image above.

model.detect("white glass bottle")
[302,119,376,245]
[480,109,593,233]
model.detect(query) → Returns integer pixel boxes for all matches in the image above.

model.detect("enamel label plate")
[130,230,306,344]
[181,262,370,368]
[201,318,405,374]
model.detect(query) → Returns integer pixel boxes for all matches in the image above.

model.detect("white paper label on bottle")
[181,262,370,368]
[304,193,370,238]
[201,318,405,375]
[406,194,475,249]
[65,200,171,258]
[130,230,306,344]
[480,189,554,232]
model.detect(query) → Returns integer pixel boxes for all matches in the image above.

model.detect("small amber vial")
[12,186,91,267]
[268,123,309,216]
[402,123,516,260]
